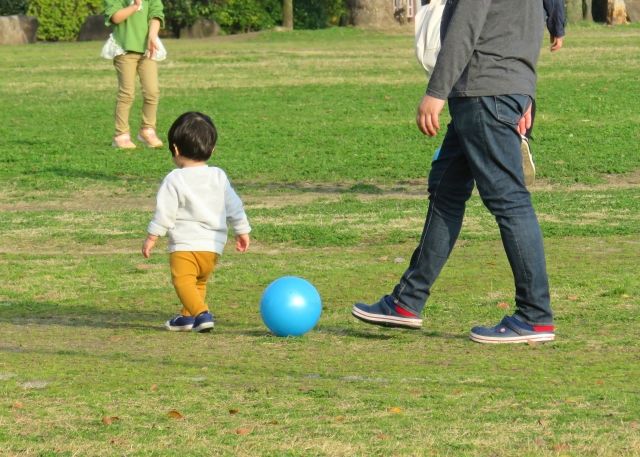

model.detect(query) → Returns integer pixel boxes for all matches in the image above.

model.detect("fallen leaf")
[376,433,390,440]
[235,428,251,435]
[168,410,184,420]
[102,416,120,425]
[567,295,579,301]
[150,384,158,392]
[553,443,570,452]
[496,302,510,310]
[537,419,548,427]
[229,409,239,415]
[12,401,24,409]
[388,407,402,414]
[335,416,345,422]
[595,380,604,386]
[630,421,638,430]
[267,419,279,425]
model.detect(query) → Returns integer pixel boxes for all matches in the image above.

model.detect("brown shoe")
[137,128,163,148]
[112,133,136,149]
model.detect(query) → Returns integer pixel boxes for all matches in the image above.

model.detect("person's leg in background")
[112,53,140,148]
[136,56,163,148]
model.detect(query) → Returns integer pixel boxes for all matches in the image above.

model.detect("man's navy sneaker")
[352,296,422,329]
[165,315,195,332]
[192,311,215,333]
[470,315,555,344]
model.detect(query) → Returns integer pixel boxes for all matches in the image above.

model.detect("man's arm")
[417,0,491,136]
[543,0,566,51]
[425,0,492,100]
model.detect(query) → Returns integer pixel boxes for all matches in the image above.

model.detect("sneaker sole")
[192,322,214,333]
[165,323,193,332]
[521,137,536,187]
[469,332,555,344]
[351,306,422,329]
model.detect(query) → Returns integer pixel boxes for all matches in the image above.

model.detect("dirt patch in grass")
[1,171,637,213]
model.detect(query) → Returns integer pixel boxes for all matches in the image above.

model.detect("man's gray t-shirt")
[427,0,544,99]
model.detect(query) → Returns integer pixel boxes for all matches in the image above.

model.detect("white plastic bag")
[414,0,446,77]
[100,33,167,62]
[145,38,167,61]
[100,33,126,59]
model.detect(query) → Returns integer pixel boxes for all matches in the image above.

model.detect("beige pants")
[113,53,159,135]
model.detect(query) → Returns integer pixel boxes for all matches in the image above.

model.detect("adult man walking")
[352,0,555,343]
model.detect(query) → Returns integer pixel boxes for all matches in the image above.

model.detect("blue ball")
[260,276,322,337]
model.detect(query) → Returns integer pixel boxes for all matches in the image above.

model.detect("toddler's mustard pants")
[170,251,219,317]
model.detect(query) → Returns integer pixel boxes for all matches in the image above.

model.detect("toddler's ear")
[171,144,180,156]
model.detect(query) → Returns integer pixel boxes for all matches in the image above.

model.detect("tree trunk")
[583,0,593,19]
[282,0,293,29]
[565,0,584,22]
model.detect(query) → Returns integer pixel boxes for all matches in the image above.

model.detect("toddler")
[142,112,251,332]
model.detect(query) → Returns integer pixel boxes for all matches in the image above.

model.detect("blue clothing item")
[165,314,195,331]
[192,311,214,333]
[391,95,553,325]
[470,315,555,344]
[543,0,566,38]
[352,296,423,329]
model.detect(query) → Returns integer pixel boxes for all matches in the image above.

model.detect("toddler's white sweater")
[147,166,251,254]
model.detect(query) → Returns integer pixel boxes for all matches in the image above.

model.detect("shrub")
[27,0,102,41]
[163,0,218,37]
[163,0,280,37]
[294,0,348,29]
[213,0,276,33]
[0,0,28,15]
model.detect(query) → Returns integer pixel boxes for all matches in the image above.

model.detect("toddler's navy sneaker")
[351,296,422,329]
[470,315,555,344]
[192,311,215,333]
[165,315,195,332]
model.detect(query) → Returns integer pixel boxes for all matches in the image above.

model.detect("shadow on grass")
[237,180,427,196]
[43,167,124,182]
[0,300,164,331]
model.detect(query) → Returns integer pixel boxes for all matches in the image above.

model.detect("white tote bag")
[414,0,447,77]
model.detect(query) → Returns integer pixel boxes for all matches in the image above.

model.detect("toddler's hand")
[235,234,250,252]
[142,235,158,258]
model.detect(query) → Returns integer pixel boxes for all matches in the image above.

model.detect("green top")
[104,0,165,54]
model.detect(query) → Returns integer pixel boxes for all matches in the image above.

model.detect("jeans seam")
[396,155,456,302]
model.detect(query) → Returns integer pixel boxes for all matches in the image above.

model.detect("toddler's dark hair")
[168,112,217,161]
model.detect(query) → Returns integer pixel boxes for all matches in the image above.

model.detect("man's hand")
[517,103,533,136]
[416,95,446,137]
[550,35,564,52]
[142,235,158,258]
[235,234,250,252]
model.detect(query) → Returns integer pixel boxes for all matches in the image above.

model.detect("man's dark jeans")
[392,95,553,325]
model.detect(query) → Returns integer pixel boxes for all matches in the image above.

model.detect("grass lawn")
[1,24,639,456]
